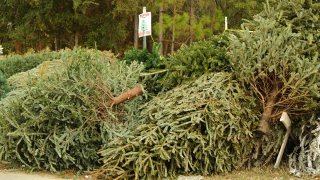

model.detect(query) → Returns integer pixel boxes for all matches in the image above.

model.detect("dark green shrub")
[0,51,61,78]
[123,43,164,94]
[123,43,162,70]
[159,34,230,90]
[0,71,9,99]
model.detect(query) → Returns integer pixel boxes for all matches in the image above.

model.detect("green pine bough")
[0,49,145,171]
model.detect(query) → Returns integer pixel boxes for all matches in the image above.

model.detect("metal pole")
[143,7,147,50]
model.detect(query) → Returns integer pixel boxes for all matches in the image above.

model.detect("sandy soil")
[0,170,71,180]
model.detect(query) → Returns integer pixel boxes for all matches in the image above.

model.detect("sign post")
[274,112,292,168]
[139,7,151,49]
[142,7,147,50]
[0,45,3,55]
[225,17,228,30]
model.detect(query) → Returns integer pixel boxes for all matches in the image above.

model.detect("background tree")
[216,0,265,28]
[0,0,264,54]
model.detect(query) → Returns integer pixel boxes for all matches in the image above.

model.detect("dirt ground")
[0,170,70,180]
[206,166,319,180]
[0,163,83,180]
[0,165,318,180]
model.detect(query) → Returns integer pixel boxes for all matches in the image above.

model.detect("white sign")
[0,45,3,55]
[138,12,152,38]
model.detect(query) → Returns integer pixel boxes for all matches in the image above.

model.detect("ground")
[179,166,319,180]
[205,166,317,180]
[0,164,319,179]
[0,170,70,180]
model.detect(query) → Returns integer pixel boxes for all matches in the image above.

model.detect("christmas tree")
[228,0,319,133]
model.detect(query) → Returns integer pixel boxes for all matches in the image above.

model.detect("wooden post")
[0,45,3,55]
[274,112,292,168]
[225,17,228,30]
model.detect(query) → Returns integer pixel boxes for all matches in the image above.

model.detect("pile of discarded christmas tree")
[0,0,318,179]
[0,49,146,171]
[95,0,319,178]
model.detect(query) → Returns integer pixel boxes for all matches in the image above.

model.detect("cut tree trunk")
[258,84,279,134]
[109,84,144,107]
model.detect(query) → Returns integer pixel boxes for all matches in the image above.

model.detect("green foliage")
[160,34,230,90]
[0,51,62,78]
[123,43,162,70]
[124,48,149,65]
[0,71,9,99]
[94,73,282,179]
[0,49,145,171]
